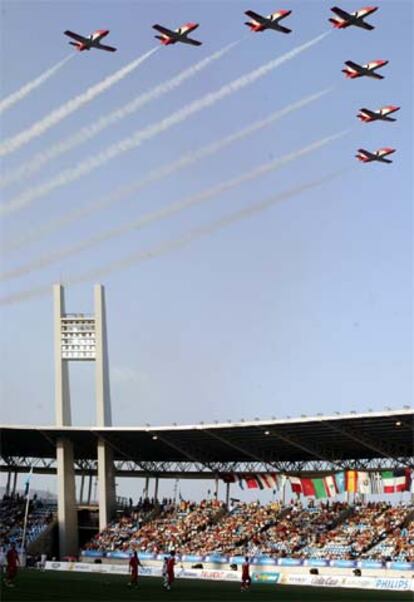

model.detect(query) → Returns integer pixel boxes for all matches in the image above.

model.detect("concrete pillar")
[56,438,78,558]
[53,285,71,426]
[97,438,116,531]
[154,477,159,501]
[94,285,112,428]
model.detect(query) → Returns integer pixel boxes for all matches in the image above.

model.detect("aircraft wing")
[356,7,377,18]
[152,24,174,37]
[345,60,363,71]
[96,43,117,52]
[64,30,88,44]
[245,10,268,25]
[182,37,202,46]
[330,6,352,20]
[275,25,292,33]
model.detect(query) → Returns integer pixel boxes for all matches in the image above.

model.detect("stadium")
[1,0,413,601]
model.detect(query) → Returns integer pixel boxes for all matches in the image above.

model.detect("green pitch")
[1,570,411,601]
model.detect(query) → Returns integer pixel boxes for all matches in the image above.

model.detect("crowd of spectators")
[363,506,414,562]
[85,498,225,554]
[0,494,55,550]
[180,500,282,556]
[251,501,348,557]
[83,498,414,561]
[302,502,413,559]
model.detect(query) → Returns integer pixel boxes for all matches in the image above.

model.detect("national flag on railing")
[357,472,371,494]
[394,469,408,492]
[334,472,346,494]
[345,470,358,493]
[381,470,396,493]
[289,476,302,494]
[369,472,383,494]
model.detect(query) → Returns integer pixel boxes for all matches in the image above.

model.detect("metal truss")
[1,455,412,478]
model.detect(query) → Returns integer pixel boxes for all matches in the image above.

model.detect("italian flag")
[381,471,395,493]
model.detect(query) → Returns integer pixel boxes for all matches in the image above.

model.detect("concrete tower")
[53,284,115,557]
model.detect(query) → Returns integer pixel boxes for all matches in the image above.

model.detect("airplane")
[244,9,292,33]
[342,59,388,79]
[152,23,202,46]
[357,105,400,123]
[356,147,396,163]
[64,29,117,52]
[329,6,378,30]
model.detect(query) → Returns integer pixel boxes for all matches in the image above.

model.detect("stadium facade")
[0,285,413,558]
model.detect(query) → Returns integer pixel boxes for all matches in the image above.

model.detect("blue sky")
[0,0,412,498]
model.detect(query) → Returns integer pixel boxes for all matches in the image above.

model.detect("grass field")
[0,570,412,602]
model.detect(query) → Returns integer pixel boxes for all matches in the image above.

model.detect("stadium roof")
[1,409,413,474]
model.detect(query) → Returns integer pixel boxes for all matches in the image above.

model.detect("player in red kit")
[164,550,176,590]
[241,556,251,592]
[128,550,142,588]
[5,544,19,588]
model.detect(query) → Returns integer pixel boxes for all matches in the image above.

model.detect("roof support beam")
[265,428,345,470]
[326,422,406,466]
[204,429,284,471]
[152,433,215,472]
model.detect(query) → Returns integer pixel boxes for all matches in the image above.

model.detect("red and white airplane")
[343,59,388,79]
[357,105,400,123]
[329,6,378,30]
[356,147,396,163]
[152,23,202,46]
[64,29,117,52]
[244,9,292,33]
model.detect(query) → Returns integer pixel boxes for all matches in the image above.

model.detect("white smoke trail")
[0,42,238,188]
[1,31,329,217]
[0,48,158,157]
[0,130,346,281]
[0,55,73,115]
[0,170,345,306]
[2,88,331,253]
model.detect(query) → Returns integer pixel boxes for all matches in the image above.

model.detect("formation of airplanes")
[63,5,399,164]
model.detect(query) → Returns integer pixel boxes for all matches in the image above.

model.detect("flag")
[24,468,33,497]
[394,469,407,492]
[410,469,414,494]
[381,471,395,494]
[345,470,357,493]
[357,472,371,494]
[289,476,302,494]
[324,475,338,497]
[301,478,315,497]
[370,472,383,495]
[245,475,260,489]
[238,475,245,490]
[334,472,346,494]
[312,478,328,499]
[260,473,278,489]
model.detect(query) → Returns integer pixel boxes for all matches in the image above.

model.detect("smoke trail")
[0,170,345,306]
[0,55,73,115]
[0,130,346,281]
[0,42,238,188]
[1,31,329,217]
[0,48,158,157]
[2,88,331,253]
